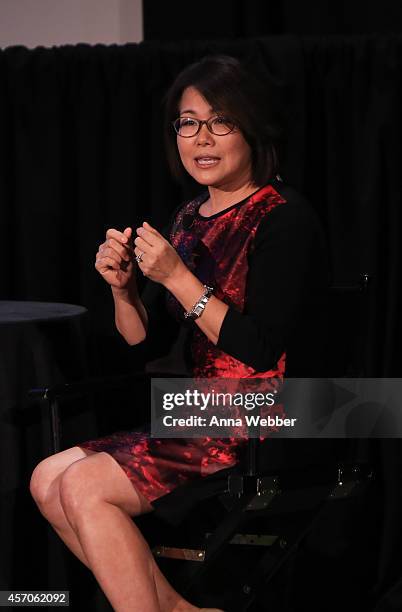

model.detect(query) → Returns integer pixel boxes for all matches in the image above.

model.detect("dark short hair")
[164,54,282,186]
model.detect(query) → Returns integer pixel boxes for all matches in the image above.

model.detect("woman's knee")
[58,451,150,525]
[30,447,92,512]
[30,456,59,508]
[58,453,107,525]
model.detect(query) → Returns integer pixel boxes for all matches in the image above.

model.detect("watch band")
[184,285,214,320]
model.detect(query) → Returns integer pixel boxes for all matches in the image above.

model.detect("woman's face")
[176,86,253,190]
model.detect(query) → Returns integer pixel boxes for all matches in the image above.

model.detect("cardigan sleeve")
[216,200,330,372]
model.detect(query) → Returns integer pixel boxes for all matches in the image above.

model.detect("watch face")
[184,286,213,320]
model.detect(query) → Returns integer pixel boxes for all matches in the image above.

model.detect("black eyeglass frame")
[171,116,236,138]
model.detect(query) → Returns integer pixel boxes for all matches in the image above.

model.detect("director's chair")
[30,273,378,611]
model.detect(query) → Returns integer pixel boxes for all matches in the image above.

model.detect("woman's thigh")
[59,451,154,518]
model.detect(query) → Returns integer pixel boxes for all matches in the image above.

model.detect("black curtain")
[1,36,402,607]
[144,0,402,39]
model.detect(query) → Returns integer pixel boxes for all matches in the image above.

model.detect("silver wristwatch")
[184,285,214,320]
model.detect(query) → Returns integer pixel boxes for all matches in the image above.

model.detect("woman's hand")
[134,221,187,285]
[95,227,136,291]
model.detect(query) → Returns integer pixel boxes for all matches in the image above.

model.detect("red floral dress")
[79,183,286,503]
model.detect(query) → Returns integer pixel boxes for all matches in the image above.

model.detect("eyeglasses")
[172,116,236,138]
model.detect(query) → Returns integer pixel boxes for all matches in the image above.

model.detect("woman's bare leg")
[45,475,92,568]
[44,485,194,612]
[31,447,198,612]
[30,447,95,566]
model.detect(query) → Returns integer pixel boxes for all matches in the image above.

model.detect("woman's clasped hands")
[133,221,185,283]
[95,221,186,290]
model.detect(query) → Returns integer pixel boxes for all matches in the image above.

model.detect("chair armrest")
[28,370,183,401]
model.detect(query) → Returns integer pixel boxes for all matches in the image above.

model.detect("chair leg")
[179,491,257,597]
[49,397,61,454]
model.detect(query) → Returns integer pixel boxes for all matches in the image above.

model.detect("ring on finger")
[135,251,144,264]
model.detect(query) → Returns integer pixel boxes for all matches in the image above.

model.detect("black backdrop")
[1,35,402,608]
[144,0,402,39]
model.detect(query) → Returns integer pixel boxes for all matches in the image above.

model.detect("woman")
[30,55,328,611]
